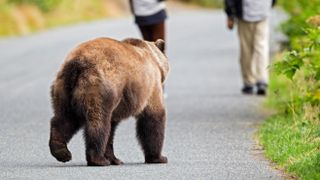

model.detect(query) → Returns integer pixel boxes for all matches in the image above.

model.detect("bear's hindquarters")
[49,59,115,166]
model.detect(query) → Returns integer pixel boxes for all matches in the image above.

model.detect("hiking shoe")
[242,85,254,95]
[256,82,268,96]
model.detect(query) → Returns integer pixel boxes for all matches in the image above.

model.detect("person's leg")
[150,21,166,51]
[238,19,256,93]
[138,21,165,43]
[138,25,153,41]
[253,18,269,85]
[150,22,165,40]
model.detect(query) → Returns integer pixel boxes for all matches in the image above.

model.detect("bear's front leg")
[136,106,168,164]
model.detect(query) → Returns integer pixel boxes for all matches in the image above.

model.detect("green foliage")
[261,1,320,179]
[278,0,320,46]
[273,27,320,106]
[273,51,302,80]
[0,2,16,35]
[7,0,62,12]
[268,20,320,180]
[259,116,320,180]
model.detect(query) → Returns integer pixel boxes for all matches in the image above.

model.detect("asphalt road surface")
[0,10,283,179]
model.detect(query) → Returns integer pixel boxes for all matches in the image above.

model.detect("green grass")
[259,115,320,180]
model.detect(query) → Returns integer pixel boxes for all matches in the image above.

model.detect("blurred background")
[0,0,222,37]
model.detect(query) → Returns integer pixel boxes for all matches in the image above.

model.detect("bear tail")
[54,59,95,116]
[61,59,93,94]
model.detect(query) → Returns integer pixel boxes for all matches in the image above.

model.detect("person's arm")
[272,0,277,7]
[224,0,236,19]
[129,0,134,14]
[224,0,236,30]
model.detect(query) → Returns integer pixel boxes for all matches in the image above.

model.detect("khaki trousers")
[237,19,269,86]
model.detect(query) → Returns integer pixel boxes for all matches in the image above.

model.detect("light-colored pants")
[237,18,269,86]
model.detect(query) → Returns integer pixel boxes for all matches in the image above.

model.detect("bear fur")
[49,37,169,166]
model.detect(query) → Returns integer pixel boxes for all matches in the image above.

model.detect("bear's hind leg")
[84,114,111,166]
[136,107,168,164]
[104,121,123,165]
[49,116,81,163]
[83,95,113,167]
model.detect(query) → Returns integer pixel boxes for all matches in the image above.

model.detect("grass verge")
[259,115,320,180]
[258,71,320,180]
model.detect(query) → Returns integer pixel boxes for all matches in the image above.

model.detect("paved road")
[0,10,282,179]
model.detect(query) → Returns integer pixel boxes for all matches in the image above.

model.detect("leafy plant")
[278,0,320,47]
[273,26,320,107]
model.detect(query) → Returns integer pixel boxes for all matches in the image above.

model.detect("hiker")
[224,0,276,95]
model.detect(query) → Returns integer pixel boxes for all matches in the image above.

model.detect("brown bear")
[49,37,169,166]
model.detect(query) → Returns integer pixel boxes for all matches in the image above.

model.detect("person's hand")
[227,17,234,30]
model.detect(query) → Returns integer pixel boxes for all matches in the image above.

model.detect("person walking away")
[224,0,276,95]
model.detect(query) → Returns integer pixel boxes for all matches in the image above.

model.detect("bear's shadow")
[25,162,150,169]
[52,162,146,168]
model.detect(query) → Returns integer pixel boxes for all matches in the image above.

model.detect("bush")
[278,0,320,47]
[273,0,320,119]
[273,24,320,120]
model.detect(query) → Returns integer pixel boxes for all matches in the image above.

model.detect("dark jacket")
[224,0,276,19]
